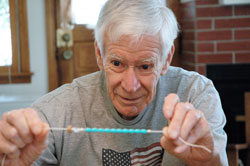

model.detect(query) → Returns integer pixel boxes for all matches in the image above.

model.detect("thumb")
[160,127,179,154]
[160,127,171,150]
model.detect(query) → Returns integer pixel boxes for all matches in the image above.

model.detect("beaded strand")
[49,125,211,153]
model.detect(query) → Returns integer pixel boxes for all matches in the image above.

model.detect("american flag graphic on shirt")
[102,142,163,166]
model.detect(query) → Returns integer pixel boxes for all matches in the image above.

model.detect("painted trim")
[219,0,250,5]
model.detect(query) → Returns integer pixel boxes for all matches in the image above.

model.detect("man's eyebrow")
[140,56,157,63]
[108,54,123,61]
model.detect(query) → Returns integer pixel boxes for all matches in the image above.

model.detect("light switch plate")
[56,28,73,48]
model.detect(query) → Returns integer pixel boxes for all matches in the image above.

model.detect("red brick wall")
[180,0,250,75]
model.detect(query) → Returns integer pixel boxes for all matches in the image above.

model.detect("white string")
[71,128,84,133]
[1,154,6,166]
[178,137,211,153]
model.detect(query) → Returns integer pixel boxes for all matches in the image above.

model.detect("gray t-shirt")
[32,66,228,166]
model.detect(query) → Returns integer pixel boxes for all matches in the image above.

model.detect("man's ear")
[94,41,104,71]
[160,45,175,76]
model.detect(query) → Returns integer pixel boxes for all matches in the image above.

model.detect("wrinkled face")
[96,35,170,120]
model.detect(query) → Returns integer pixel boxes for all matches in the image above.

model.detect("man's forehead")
[105,34,162,50]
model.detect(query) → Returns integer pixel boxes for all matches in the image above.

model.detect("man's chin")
[119,113,138,120]
[115,106,141,120]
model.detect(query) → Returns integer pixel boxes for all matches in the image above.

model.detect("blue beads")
[83,128,147,134]
[84,128,92,132]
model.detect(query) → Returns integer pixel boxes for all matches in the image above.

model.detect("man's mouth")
[118,95,142,105]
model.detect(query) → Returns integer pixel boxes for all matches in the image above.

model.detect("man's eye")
[141,64,149,70]
[112,60,120,66]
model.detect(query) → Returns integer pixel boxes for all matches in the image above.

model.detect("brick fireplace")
[180,0,250,74]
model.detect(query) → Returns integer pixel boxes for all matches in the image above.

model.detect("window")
[71,0,108,28]
[0,0,12,66]
[0,0,32,84]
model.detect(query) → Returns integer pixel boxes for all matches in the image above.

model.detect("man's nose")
[121,67,141,93]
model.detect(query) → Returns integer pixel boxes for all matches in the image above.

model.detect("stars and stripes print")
[102,142,163,166]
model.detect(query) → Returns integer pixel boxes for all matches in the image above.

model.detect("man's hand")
[160,94,221,166]
[0,108,49,166]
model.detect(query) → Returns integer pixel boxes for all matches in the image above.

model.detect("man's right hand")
[0,108,49,166]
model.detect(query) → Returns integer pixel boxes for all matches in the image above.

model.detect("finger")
[180,109,202,140]
[0,134,20,159]
[34,123,49,144]
[161,127,179,148]
[0,121,25,148]
[163,93,179,119]
[23,108,44,136]
[160,127,185,159]
[6,110,33,144]
[168,102,190,139]
[175,117,211,153]
[160,127,175,152]
[1,111,11,121]
[162,126,168,137]
[20,123,49,165]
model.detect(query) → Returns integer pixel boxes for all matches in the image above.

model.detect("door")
[55,0,101,86]
[56,24,99,84]
[45,0,180,91]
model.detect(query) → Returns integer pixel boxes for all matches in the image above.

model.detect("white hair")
[94,0,179,60]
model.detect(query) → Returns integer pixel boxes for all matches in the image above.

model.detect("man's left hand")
[160,93,220,165]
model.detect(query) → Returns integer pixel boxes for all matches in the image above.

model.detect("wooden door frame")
[45,0,58,91]
[46,0,74,91]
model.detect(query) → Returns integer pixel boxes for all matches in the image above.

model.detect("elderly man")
[0,0,228,165]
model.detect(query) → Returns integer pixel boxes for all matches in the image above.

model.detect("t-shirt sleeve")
[192,81,228,165]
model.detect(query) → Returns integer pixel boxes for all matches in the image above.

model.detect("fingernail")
[170,130,178,139]
[166,112,171,119]
[162,128,168,136]
[175,146,183,153]
[185,104,191,110]
[9,146,20,158]
[34,125,42,135]
[15,136,25,148]
[10,145,17,153]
